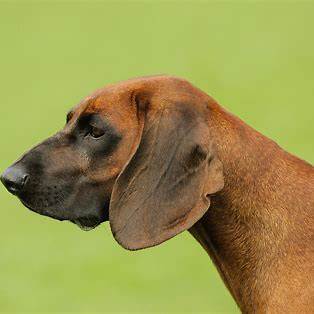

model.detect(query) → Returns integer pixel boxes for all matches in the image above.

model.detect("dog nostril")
[1,167,29,195]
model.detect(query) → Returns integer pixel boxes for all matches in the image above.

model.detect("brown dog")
[1,75,313,313]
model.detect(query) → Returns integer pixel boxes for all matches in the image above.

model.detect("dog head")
[1,76,224,250]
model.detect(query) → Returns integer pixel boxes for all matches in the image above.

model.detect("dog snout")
[1,166,29,195]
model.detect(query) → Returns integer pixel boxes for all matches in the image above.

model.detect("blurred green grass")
[0,2,313,313]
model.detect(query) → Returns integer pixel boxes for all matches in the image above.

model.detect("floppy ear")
[109,96,224,250]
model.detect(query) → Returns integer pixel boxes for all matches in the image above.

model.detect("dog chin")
[71,216,103,231]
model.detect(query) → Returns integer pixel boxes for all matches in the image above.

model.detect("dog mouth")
[20,196,106,229]
[22,198,104,230]
[13,182,110,231]
[19,197,67,221]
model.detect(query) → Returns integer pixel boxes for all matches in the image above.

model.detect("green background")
[0,2,313,313]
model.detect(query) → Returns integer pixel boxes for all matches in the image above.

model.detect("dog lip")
[19,198,37,212]
[19,198,66,221]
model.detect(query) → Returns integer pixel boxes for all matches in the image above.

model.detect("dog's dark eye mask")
[68,113,122,157]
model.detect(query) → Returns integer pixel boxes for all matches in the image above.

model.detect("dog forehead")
[66,90,136,133]
[75,77,158,116]
[72,88,128,117]
[69,74,207,122]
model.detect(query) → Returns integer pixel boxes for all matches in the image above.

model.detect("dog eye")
[89,126,105,139]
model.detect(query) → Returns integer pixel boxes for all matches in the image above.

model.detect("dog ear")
[109,93,224,250]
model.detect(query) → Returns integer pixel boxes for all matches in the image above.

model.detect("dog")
[1,75,313,313]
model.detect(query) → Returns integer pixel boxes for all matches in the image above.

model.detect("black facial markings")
[22,150,44,177]
[20,180,73,213]
[186,144,208,169]
[73,113,122,157]
[12,111,121,227]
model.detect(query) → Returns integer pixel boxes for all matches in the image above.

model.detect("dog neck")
[189,105,314,312]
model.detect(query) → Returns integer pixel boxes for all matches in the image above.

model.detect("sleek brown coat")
[2,76,313,313]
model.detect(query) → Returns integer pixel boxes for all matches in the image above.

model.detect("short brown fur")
[88,76,314,312]
[3,75,314,313]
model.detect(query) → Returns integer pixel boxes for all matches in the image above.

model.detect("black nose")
[1,166,29,195]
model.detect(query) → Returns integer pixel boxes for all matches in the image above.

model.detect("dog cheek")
[64,180,108,218]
